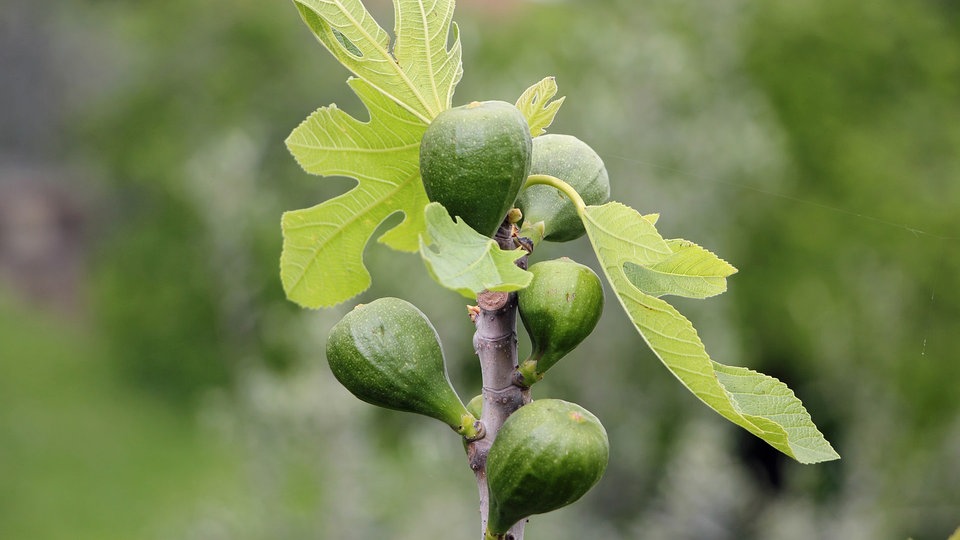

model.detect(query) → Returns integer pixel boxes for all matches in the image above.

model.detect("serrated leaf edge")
[579,201,839,464]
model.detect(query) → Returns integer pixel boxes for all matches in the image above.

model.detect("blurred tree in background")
[1,0,958,539]
[734,1,960,536]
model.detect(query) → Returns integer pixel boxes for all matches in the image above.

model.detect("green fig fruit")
[516,134,610,242]
[420,100,533,237]
[517,258,604,385]
[486,399,609,536]
[466,394,484,420]
[326,297,478,437]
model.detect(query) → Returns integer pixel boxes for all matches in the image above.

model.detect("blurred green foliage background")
[2,0,958,538]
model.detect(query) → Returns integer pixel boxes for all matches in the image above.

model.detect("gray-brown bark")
[464,220,530,540]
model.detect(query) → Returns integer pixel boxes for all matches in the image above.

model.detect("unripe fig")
[517,258,604,385]
[466,394,484,419]
[326,297,477,436]
[516,134,610,242]
[420,101,533,237]
[486,399,609,536]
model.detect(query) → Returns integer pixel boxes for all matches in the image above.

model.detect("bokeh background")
[2,0,959,538]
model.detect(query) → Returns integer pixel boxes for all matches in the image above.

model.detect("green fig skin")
[466,394,484,420]
[486,399,609,535]
[420,101,533,237]
[517,258,604,384]
[326,297,473,432]
[516,134,610,242]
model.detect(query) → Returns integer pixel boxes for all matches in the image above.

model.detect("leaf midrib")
[287,139,420,156]
[327,0,440,121]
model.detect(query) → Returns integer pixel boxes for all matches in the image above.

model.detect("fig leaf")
[515,76,566,137]
[281,0,462,308]
[623,238,737,299]
[419,203,532,299]
[581,202,839,464]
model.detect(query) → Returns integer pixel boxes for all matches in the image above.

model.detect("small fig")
[516,134,610,242]
[326,297,477,436]
[420,101,533,237]
[486,399,609,536]
[466,394,484,420]
[517,258,604,385]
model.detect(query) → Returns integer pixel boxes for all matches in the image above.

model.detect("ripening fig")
[516,134,610,242]
[420,100,533,237]
[485,399,609,537]
[326,297,478,437]
[517,257,604,385]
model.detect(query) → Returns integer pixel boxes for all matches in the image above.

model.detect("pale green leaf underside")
[515,76,566,137]
[419,203,532,299]
[624,238,738,299]
[582,202,839,463]
[282,0,463,307]
[712,362,841,463]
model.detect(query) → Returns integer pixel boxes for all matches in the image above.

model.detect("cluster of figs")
[327,100,610,538]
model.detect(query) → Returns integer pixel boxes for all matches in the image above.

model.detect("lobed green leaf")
[623,238,737,299]
[293,0,462,122]
[419,203,532,299]
[515,76,566,137]
[282,0,463,308]
[581,202,839,463]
